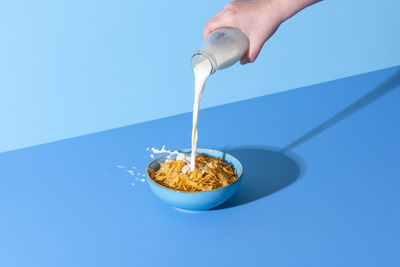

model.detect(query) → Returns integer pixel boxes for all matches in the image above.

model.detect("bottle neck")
[191,50,217,75]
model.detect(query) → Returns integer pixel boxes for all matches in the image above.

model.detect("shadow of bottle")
[215,69,400,210]
[214,146,304,209]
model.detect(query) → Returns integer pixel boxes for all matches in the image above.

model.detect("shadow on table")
[215,69,400,210]
[214,146,305,209]
[282,69,400,152]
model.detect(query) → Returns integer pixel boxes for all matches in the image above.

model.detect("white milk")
[190,58,212,170]
[189,27,249,171]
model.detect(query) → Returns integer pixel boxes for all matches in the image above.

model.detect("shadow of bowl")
[214,146,305,209]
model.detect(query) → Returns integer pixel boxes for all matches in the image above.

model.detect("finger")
[245,25,279,63]
[240,57,249,65]
[203,10,238,39]
[240,36,264,64]
[203,21,227,39]
[248,42,265,63]
[202,11,226,39]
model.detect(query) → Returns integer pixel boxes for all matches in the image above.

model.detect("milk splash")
[149,145,191,162]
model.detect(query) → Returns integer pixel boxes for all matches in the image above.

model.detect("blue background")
[1,1,400,266]
[1,0,399,153]
[1,66,399,266]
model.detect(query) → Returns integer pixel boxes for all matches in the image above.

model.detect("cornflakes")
[148,154,238,192]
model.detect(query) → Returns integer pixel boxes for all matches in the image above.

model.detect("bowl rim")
[146,148,244,194]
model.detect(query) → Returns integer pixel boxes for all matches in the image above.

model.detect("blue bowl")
[145,148,244,211]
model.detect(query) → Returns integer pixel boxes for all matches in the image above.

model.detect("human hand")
[203,0,321,64]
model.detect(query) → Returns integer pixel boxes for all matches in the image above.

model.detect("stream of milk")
[190,59,212,170]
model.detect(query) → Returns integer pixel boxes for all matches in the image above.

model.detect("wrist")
[268,0,321,22]
[259,0,288,25]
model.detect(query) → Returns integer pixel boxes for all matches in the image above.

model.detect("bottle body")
[191,27,249,74]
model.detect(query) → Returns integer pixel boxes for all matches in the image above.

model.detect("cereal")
[148,154,238,192]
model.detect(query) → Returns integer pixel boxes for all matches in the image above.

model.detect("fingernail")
[240,58,248,65]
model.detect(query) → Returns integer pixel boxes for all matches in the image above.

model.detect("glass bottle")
[191,27,249,74]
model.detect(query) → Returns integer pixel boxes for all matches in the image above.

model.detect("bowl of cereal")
[146,148,243,211]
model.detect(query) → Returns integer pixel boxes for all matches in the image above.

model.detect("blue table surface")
[1,66,400,267]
